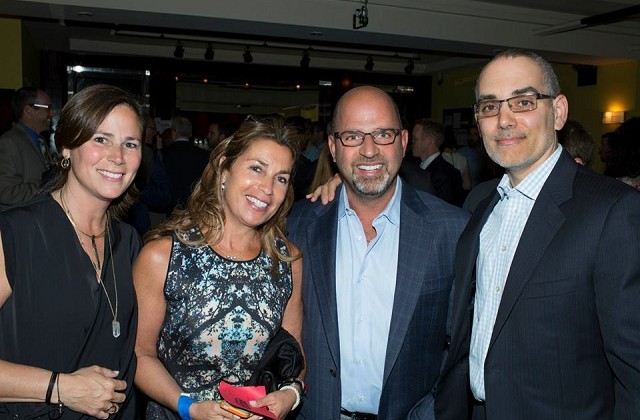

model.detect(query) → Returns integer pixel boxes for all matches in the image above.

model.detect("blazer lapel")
[305,200,341,365]
[488,154,575,350]
[382,187,438,385]
[447,191,499,366]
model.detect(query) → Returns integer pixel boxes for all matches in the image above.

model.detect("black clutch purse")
[247,328,304,393]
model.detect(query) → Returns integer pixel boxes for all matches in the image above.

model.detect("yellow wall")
[431,59,640,173]
[431,66,478,124]
[0,18,23,89]
[21,21,40,88]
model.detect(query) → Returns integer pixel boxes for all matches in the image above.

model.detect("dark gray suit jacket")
[287,181,469,420]
[435,151,640,419]
[0,125,48,210]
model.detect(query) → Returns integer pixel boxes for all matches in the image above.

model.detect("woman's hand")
[58,366,126,419]
[248,388,298,420]
[190,400,262,420]
[306,173,342,204]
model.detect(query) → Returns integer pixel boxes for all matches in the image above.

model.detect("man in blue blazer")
[288,86,469,420]
[435,49,640,419]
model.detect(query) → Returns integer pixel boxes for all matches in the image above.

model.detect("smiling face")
[476,55,568,185]
[328,86,407,203]
[221,138,294,232]
[63,105,142,204]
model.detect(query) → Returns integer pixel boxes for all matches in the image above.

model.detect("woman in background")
[0,84,143,418]
[134,115,304,420]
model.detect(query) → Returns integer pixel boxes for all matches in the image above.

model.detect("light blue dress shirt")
[469,145,563,401]
[336,179,402,414]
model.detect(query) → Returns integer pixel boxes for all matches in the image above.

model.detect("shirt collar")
[496,144,563,201]
[18,122,41,141]
[419,152,440,170]
[338,177,402,228]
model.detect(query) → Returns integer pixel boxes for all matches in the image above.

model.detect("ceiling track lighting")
[365,55,374,71]
[173,41,184,58]
[353,0,369,29]
[404,58,414,74]
[300,50,310,68]
[204,43,214,60]
[243,47,253,63]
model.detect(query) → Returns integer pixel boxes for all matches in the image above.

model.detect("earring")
[60,157,70,169]
[221,178,226,191]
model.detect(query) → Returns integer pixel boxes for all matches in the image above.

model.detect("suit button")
[330,369,337,377]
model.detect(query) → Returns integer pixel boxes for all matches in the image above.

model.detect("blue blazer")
[287,181,469,420]
[435,151,640,419]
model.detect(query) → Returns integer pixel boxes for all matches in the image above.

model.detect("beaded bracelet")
[279,385,301,410]
[279,378,307,396]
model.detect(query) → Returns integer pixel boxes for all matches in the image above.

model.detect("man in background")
[557,118,595,168]
[206,119,237,150]
[411,118,464,205]
[0,87,55,210]
[162,115,209,209]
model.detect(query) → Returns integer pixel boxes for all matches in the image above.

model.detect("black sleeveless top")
[0,194,141,419]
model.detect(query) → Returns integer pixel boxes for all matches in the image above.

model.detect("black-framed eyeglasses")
[332,128,402,147]
[474,93,555,119]
[30,103,52,110]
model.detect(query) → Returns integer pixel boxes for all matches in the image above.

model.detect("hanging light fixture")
[300,50,310,69]
[404,59,414,74]
[173,41,184,58]
[204,43,214,60]
[364,55,374,71]
[243,47,253,63]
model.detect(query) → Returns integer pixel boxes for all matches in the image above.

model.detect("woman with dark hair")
[0,84,144,418]
[134,115,304,420]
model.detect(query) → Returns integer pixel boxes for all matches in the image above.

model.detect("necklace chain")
[60,190,120,338]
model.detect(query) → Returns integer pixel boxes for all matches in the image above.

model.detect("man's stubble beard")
[351,170,393,197]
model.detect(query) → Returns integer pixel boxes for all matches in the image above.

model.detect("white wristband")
[279,385,301,410]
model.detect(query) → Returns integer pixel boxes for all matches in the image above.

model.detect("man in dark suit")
[162,115,210,209]
[435,49,640,420]
[288,86,469,420]
[411,119,464,206]
[0,87,54,210]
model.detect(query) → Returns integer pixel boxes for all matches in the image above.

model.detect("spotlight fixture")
[243,47,253,63]
[300,50,310,69]
[404,59,414,75]
[204,43,214,60]
[364,55,374,71]
[173,41,184,58]
[353,0,369,29]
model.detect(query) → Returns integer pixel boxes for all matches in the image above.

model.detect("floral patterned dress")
[146,228,292,419]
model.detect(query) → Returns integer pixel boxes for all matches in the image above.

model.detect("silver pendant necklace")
[61,191,120,338]
[103,220,120,338]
